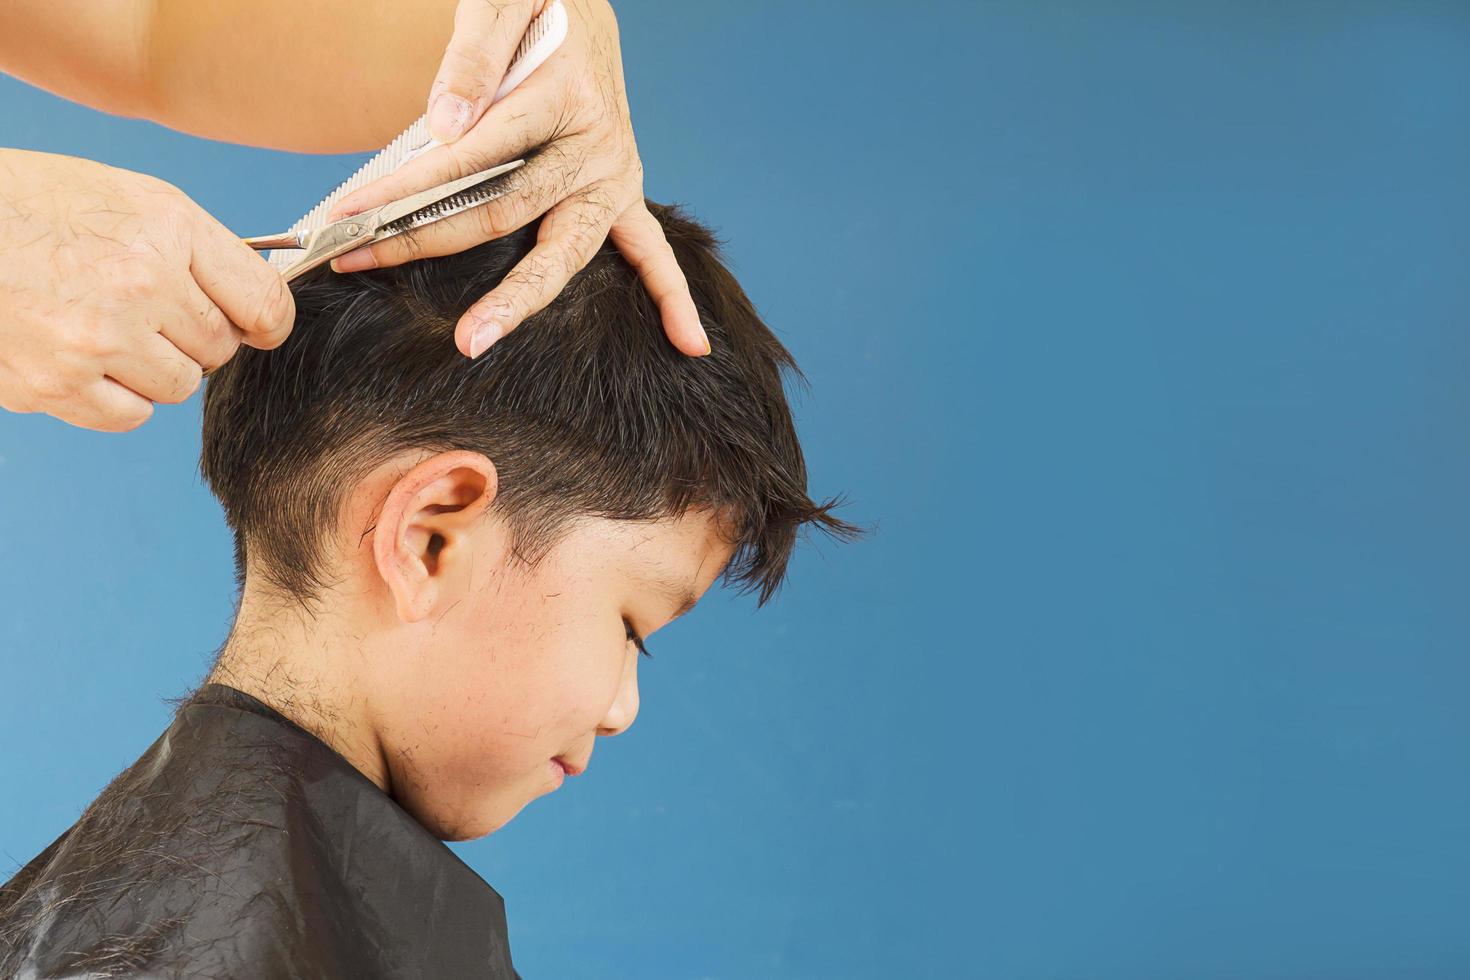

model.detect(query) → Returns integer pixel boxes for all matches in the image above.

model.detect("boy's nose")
[597,657,640,736]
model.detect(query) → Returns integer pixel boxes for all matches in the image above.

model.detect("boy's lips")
[554,756,586,776]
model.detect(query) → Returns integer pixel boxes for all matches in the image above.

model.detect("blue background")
[4,1,1470,976]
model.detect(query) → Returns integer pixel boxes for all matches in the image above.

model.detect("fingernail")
[428,93,472,143]
[468,317,503,358]
[700,329,712,356]
[331,247,378,273]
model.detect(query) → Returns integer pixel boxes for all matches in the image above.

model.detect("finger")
[103,332,203,406]
[332,137,597,274]
[608,201,709,357]
[457,182,620,358]
[327,82,560,224]
[428,0,542,143]
[190,218,296,350]
[61,376,155,433]
[162,276,247,374]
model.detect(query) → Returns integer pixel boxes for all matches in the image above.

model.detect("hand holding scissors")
[242,159,526,285]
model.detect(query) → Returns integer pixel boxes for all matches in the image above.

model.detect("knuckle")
[204,331,243,374]
[566,196,615,255]
[28,368,78,402]
[139,172,186,202]
[253,274,295,335]
[582,186,620,222]
[182,356,204,392]
[154,199,196,247]
[439,42,497,93]
[52,318,101,358]
[505,256,549,292]
[111,401,154,432]
[552,241,583,279]
[562,225,598,268]
[473,200,518,241]
[160,359,203,404]
[507,255,566,305]
[199,303,232,345]
[109,260,163,302]
[448,31,495,67]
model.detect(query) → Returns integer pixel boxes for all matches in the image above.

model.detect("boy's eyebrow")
[643,554,732,622]
[650,575,699,620]
[664,581,696,620]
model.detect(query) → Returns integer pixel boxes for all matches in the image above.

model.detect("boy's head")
[199,199,861,840]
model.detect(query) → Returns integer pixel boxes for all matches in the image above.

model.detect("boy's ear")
[373,450,499,623]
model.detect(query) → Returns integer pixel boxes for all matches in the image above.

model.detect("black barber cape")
[0,683,521,979]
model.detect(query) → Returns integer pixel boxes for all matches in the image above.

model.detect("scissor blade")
[370,159,526,230]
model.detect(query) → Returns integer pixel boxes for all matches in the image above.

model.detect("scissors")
[241,158,527,282]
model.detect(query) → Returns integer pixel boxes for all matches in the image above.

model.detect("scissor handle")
[243,232,305,251]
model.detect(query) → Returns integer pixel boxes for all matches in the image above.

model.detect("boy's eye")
[624,620,652,659]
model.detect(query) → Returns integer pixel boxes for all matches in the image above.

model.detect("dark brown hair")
[200,199,864,608]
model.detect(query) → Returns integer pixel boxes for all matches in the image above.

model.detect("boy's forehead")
[600,509,736,599]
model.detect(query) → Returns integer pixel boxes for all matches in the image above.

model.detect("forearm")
[0,0,462,154]
[149,0,472,153]
[0,0,155,120]
[144,0,466,152]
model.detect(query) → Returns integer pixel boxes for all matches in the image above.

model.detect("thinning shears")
[241,158,526,282]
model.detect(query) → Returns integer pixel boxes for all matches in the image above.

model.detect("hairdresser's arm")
[0,0,451,152]
[0,0,707,360]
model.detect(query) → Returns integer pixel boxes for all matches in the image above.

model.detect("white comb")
[267,0,569,271]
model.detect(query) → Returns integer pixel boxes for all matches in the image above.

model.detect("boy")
[0,200,862,978]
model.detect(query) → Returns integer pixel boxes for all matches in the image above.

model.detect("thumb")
[429,0,543,143]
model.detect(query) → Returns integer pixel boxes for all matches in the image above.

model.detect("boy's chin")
[401,788,529,842]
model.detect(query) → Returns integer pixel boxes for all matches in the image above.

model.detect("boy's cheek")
[386,728,548,840]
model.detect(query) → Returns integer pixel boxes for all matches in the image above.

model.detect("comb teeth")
[265,119,434,271]
[267,0,568,271]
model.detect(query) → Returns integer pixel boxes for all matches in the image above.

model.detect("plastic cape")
[0,683,522,979]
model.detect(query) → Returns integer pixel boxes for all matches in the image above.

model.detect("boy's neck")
[206,609,396,797]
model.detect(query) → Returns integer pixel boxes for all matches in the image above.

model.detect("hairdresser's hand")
[0,149,294,432]
[324,0,708,360]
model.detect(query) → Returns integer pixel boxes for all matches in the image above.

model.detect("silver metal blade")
[370,159,526,231]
